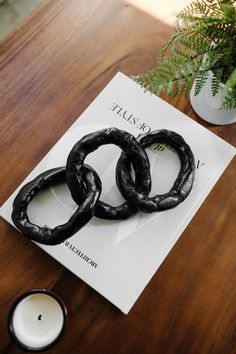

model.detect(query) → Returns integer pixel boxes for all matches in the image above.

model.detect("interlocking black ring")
[11,165,101,245]
[66,128,151,220]
[116,129,195,212]
[11,128,195,246]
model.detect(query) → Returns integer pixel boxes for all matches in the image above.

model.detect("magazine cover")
[1,72,235,314]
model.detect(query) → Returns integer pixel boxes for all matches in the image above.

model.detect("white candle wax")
[10,291,66,351]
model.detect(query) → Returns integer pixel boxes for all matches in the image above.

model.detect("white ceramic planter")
[190,71,236,125]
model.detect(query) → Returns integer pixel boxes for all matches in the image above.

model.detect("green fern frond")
[194,70,210,94]
[222,87,236,109]
[211,68,223,95]
[134,0,236,109]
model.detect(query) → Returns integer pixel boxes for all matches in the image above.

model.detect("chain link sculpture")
[12,128,195,245]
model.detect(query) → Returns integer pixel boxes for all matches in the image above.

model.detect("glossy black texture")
[11,165,101,245]
[66,127,151,220]
[117,129,195,212]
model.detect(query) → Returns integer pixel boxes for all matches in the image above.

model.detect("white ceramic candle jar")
[8,289,67,352]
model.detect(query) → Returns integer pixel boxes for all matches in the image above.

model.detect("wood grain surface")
[0,0,235,353]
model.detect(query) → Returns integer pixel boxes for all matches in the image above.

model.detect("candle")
[8,289,67,352]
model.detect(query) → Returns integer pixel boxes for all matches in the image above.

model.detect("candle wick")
[38,314,42,321]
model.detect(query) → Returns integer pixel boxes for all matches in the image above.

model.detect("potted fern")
[135,0,236,125]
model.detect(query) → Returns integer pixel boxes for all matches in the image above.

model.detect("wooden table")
[0,1,235,353]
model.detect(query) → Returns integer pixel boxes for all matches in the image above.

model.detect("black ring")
[116,129,195,212]
[11,165,101,245]
[66,127,151,220]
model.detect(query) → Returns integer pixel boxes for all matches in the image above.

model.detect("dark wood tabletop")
[0,0,236,353]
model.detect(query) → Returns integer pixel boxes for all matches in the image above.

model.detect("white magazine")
[1,72,235,314]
